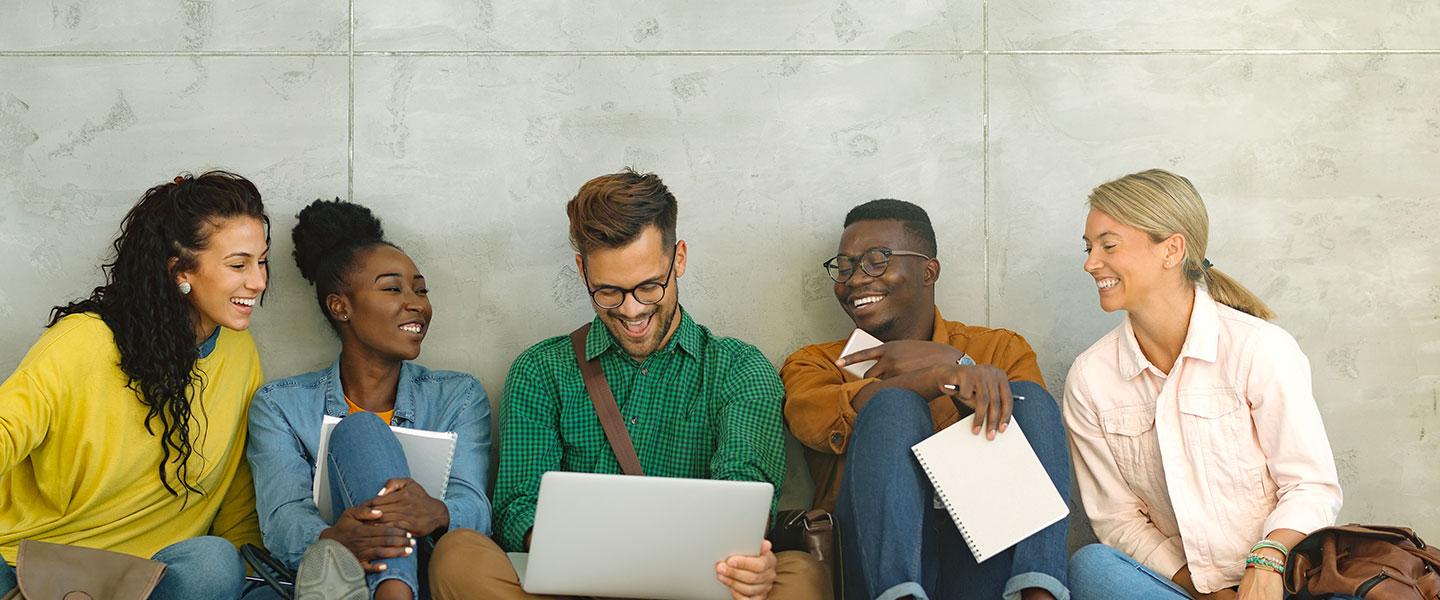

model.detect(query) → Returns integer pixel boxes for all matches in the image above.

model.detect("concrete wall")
[2,1,1436,543]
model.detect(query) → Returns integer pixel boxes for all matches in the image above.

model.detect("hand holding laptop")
[714,539,777,599]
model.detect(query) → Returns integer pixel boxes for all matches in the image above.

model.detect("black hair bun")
[292,198,385,284]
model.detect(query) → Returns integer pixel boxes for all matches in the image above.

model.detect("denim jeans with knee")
[0,536,245,600]
[1068,543,1364,600]
[327,411,424,597]
[836,382,1072,600]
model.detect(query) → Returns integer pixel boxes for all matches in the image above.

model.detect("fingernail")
[411,538,417,546]
[405,546,413,555]
[1000,422,1009,433]
[371,509,382,515]
[378,488,388,496]
[378,564,387,571]
[406,531,413,539]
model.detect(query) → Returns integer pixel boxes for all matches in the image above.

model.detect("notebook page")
[910,413,1068,562]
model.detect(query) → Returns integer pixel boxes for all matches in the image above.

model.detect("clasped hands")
[318,477,450,573]
[838,339,1017,439]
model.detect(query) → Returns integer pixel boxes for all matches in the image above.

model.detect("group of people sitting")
[0,167,1350,600]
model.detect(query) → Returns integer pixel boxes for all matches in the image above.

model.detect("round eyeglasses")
[583,244,678,309]
[822,247,932,284]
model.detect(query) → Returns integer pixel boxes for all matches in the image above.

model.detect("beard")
[601,300,680,360]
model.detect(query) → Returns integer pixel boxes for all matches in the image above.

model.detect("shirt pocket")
[1099,405,1163,495]
[1177,389,1262,501]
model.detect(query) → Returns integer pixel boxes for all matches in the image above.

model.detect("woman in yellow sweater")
[0,171,271,599]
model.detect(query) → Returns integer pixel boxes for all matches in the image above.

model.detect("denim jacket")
[246,360,492,567]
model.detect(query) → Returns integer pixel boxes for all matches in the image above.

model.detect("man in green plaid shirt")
[429,170,827,600]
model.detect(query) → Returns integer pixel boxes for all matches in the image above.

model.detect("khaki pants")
[430,528,831,600]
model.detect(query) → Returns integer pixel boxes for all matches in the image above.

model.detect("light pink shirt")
[1063,287,1343,593]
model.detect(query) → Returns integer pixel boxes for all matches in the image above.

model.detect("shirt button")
[640,368,648,375]
[630,416,639,425]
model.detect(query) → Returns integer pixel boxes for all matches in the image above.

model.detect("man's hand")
[317,506,415,573]
[365,477,450,537]
[934,364,1013,439]
[837,340,965,380]
[715,540,778,600]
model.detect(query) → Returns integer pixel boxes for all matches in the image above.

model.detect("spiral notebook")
[312,415,458,523]
[911,413,1068,563]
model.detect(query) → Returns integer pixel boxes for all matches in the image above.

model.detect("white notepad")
[312,415,458,523]
[911,413,1068,562]
[839,328,884,379]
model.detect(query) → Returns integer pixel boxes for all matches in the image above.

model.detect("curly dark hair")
[48,170,269,496]
[291,198,397,332]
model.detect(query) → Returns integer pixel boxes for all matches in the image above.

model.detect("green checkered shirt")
[494,308,787,551]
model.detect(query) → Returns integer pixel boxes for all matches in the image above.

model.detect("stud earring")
[178,282,192,295]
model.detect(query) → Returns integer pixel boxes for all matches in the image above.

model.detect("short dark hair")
[566,168,677,256]
[843,199,937,256]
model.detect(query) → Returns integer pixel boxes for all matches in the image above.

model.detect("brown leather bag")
[1,540,166,600]
[1285,524,1440,599]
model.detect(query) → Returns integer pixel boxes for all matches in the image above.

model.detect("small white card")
[839,328,884,379]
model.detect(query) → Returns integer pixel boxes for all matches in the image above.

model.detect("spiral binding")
[913,452,985,559]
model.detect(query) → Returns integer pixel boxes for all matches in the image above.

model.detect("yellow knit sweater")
[0,313,263,563]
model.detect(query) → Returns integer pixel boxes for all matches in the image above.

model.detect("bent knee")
[1069,543,1128,579]
[857,388,929,423]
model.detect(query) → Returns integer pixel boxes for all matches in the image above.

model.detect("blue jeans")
[1069,544,1362,600]
[836,382,1072,600]
[327,411,424,598]
[0,536,244,599]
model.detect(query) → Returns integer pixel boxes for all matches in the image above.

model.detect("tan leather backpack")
[1286,524,1440,599]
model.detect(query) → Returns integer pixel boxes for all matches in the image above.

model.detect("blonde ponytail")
[1087,169,1275,320]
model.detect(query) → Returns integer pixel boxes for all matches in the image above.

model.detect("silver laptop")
[515,471,773,600]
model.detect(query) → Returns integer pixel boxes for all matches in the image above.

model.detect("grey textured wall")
[1,1,1436,544]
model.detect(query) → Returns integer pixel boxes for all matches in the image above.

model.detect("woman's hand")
[365,477,450,537]
[318,505,415,573]
[1236,566,1285,600]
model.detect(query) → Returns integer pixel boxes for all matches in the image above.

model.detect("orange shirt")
[781,307,1045,512]
[344,395,394,425]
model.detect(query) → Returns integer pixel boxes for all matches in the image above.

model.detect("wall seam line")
[982,0,992,327]
[347,0,355,202]
[4,49,1440,57]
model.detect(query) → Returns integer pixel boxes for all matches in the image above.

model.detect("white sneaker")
[294,539,367,600]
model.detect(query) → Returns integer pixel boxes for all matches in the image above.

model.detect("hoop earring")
[178,282,192,295]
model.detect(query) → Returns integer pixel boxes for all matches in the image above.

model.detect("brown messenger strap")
[570,324,645,476]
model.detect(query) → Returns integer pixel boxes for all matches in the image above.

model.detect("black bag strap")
[240,543,295,600]
[570,324,644,476]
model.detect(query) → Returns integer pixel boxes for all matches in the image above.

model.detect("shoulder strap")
[570,324,645,476]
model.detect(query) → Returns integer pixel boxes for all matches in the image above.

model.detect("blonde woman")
[1064,170,1353,600]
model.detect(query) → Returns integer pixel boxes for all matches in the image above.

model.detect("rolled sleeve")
[1245,328,1343,536]
[779,346,873,455]
[1063,366,1183,578]
[246,388,329,568]
[440,377,493,537]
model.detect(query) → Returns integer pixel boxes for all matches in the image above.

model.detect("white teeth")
[852,295,884,308]
[232,298,256,307]
[1096,278,1119,290]
[400,323,422,334]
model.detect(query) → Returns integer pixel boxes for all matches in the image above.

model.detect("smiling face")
[832,219,938,341]
[577,225,687,361]
[175,216,269,339]
[1083,208,1185,313]
[329,244,432,362]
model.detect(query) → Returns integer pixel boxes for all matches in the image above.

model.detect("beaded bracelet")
[1246,553,1286,575]
[1251,540,1291,559]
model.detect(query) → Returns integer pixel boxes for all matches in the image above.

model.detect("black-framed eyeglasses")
[582,243,678,309]
[822,247,933,284]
